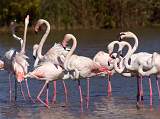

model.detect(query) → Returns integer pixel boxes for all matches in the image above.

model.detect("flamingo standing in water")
[62,34,111,109]
[114,32,157,106]
[32,19,70,104]
[138,52,160,100]
[93,40,122,96]
[11,15,34,102]
[1,16,32,102]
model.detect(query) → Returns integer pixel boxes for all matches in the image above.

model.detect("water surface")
[0,28,160,119]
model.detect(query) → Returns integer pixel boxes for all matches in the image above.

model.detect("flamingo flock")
[0,15,159,110]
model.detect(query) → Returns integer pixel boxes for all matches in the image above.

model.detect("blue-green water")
[0,28,160,119]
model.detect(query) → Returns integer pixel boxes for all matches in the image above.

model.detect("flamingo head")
[4,48,17,60]
[119,31,137,41]
[10,20,16,29]
[108,53,117,64]
[0,60,4,69]
[33,44,39,59]
[34,19,46,33]
[62,34,75,48]
[25,15,29,26]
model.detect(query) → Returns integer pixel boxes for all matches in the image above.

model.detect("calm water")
[0,28,160,119]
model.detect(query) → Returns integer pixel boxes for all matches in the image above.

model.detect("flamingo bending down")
[33,19,70,104]
[93,40,122,96]
[62,34,111,109]
[138,52,160,100]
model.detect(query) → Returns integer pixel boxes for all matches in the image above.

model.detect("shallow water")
[0,28,160,119]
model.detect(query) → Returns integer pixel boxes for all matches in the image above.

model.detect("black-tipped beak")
[33,55,36,60]
[118,36,122,41]
[118,33,125,41]
[117,51,123,57]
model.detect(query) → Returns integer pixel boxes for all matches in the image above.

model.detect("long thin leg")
[148,76,153,107]
[15,78,17,101]
[52,81,56,103]
[45,83,49,105]
[62,81,68,104]
[9,73,12,102]
[86,78,90,109]
[78,80,83,112]
[156,76,160,100]
[136,76,140,105]
[140,76,144,102]
[20,82,26,101]
[107,75,112,96]
[37,81,49,108]
[25,79,35,103]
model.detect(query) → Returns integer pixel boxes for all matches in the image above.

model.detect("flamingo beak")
[119,32,125,41]
[33,55,36,60]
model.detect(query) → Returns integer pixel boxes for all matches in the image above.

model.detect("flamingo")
[11,15,34,102]
[33,19,70,104]
[1,16,30,102]
[62,34,111,109]
[93,41,122,96]
[138,52,160,100]
[115,32,156,107]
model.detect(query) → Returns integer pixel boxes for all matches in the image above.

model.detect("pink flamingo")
[93,41,121,96]
[11,15,34,102]
[115,32,157,107]
[33,19,70,104]
[62,34,111,109]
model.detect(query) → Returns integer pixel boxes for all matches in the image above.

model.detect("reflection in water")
[0,29,160,119]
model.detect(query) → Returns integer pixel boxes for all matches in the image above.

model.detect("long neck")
[21,21,28,54]
[107,41,119,54]
[64,36,77,70]
[124,36,138,70]
[114,57,125,73]
[11,24,23,49]
[37,20,50,60]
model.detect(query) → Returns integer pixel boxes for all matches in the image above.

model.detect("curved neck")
[21,21,28,54]
[64,35,77,70]
[37,20,50,60]
[114,57,125,73]
[11,23,23,49]
[107,41,119,54]
[124,36,138,70]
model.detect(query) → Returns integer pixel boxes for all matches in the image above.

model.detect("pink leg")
[9,73,12,102]
[20,82,26,101]
[52,81,56,103]
[37,81,49,108]
[62,81,68,103]
[78,80,83,112]
[45,83,49,105]
[149,76,153,107]
[156,76,160,100]
[25,79,35,103]
[107,75,112,96]
[86,78,90,109]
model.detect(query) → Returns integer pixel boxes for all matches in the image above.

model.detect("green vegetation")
[0,0,160,29]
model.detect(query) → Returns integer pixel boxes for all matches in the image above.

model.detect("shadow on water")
[0,28,160,118]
